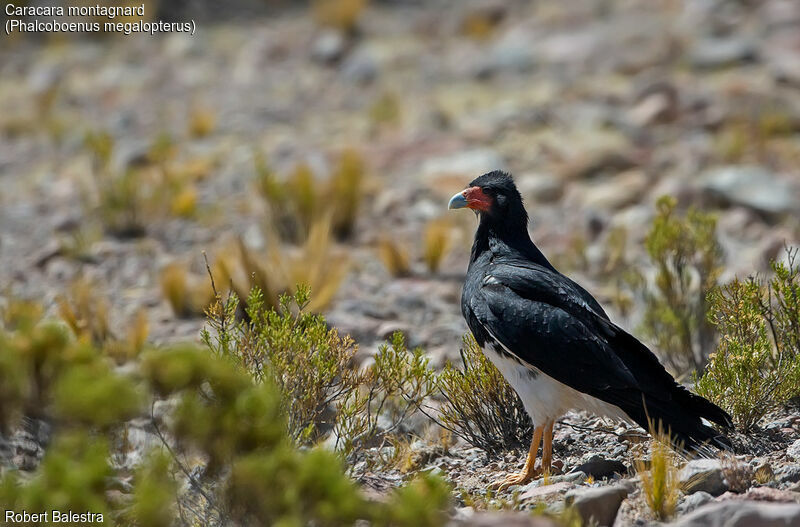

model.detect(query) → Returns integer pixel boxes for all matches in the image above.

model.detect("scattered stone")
[341,46,379,84]
[699,166,798,217]
[572,456,628,479]
[519,481,574,502]
[448,512,562,527]
[564,484,629,526]
[312,29,348,64]
[517,173,564,204]
[787,439,800,461]
[741,487,800,503]
[580,170,648,210]
[690,37,758,70]
[778,465,800,484]
[680,459,728,496]
[772,55,800,88]
[673,501,800,527]
[476,29,538,78]
[678,491,713,515]
[421,149,506,182]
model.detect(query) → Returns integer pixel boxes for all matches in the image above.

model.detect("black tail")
[607,329,734,455]
[634,389,733,456]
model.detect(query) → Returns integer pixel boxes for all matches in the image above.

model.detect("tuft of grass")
[634,424,681,521]
[369,91,401,128]
[754,463,774,485]
[435,334,531,455]
[423,218,453,274]
[159,262,216,318]
[83,130,204,237]
[225,216,350,311]
[188,106,216,138]
[170,186,198,218]
[312,0,367,33]
[57,277,112,346]
[255,149,365,242]
[329,148,365,239]
[636,195,723,374]
[694,247,800,430]
[379,237,412,277]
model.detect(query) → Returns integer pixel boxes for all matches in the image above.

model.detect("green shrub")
[695,249,800,430]
[0,295,451,527]
[0,432,113,520]
[202,286,433,459]
[334,332,435,459]
[435,334,531,455]
[637,196,723,374]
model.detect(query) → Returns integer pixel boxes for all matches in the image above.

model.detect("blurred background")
[2,0,799,368]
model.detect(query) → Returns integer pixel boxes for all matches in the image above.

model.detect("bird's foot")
[489,467,540,491]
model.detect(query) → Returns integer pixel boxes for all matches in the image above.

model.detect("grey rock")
[787,439,800,461]
[680,459,728,496]
[772,55,800,88]
[421,149,506,181]
[572,456,628,479]
[448,511,562,527]
[341,47,379,84]
[312,30,347,64]
[477,29,538,78]
[690,37,758,69]
[672,501,800,527]
[564,484,629,527]
[517,173,564,203]
[699,166,798,217]
[677,491,713,515]
[778,465,800,484]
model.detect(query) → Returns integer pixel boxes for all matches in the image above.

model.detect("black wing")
[465,260,732,452]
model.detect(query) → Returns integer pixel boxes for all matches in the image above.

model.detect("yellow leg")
[541,420,555,476]
[491,424,543,491]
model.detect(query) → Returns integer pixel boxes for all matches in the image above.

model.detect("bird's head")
[448,171,528,228]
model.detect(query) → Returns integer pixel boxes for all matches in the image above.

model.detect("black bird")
[448,171,732,489]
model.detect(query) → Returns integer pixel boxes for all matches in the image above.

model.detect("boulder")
[678,491,714,515]
[564,484,630,526]
[680,459,728,496]
[572,456,629,479]
[699,166,798,217]
[671,501,800,527]
[787,439,800,462]
[448,512,562,527]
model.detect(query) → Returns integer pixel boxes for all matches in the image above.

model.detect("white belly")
[482,345,631,426]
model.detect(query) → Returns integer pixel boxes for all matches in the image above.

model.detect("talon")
[491,468,541,491]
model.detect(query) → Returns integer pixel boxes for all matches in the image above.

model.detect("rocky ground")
[2,0,800,525]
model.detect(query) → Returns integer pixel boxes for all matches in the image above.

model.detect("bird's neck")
[470,219,556,271]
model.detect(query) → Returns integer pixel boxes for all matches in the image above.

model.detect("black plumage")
[455,171,732,454]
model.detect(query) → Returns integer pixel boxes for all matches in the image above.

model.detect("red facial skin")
[463,186,493,212]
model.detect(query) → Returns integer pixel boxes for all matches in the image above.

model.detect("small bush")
[334,332,435,459]
[636,196,723,374]
[435,334,531,455]
[634,425,681,521]
[695,249,800,430]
